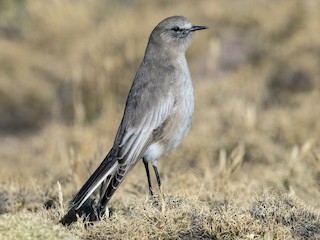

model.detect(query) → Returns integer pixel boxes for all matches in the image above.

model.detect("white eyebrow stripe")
[171,23,192,30]
[181,23,192,29]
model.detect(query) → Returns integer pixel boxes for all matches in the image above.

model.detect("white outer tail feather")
[74,162,118,210]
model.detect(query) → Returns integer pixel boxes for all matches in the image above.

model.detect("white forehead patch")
[181,22,192,29]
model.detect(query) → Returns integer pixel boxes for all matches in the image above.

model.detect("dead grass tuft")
[1,0,320,239]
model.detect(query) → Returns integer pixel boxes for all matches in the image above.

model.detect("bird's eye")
[172,27,180,32]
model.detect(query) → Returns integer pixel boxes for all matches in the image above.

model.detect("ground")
[0,1,320,239]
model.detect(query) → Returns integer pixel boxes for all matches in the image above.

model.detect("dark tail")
[98,164,129,212]
[71,151,118,210]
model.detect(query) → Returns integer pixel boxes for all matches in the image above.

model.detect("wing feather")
[117,97,174,166]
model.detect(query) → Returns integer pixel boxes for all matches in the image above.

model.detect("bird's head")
[149,16,207,52]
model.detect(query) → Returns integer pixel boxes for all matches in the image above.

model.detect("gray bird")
[70,16,207,217]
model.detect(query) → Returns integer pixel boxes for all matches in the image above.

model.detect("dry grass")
[1,0,320,239]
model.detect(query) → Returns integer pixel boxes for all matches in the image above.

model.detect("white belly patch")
[143,143,163,164]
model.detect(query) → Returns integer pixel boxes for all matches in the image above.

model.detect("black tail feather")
[99,165,129,211]
[72,152,118,210]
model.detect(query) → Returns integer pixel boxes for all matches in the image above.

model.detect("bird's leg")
[143,158,154,197]
[153,165,165,211]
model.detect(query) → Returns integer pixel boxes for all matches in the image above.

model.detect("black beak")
[190,25,208,32]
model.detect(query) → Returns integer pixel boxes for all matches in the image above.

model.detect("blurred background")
[0,0,319,211]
